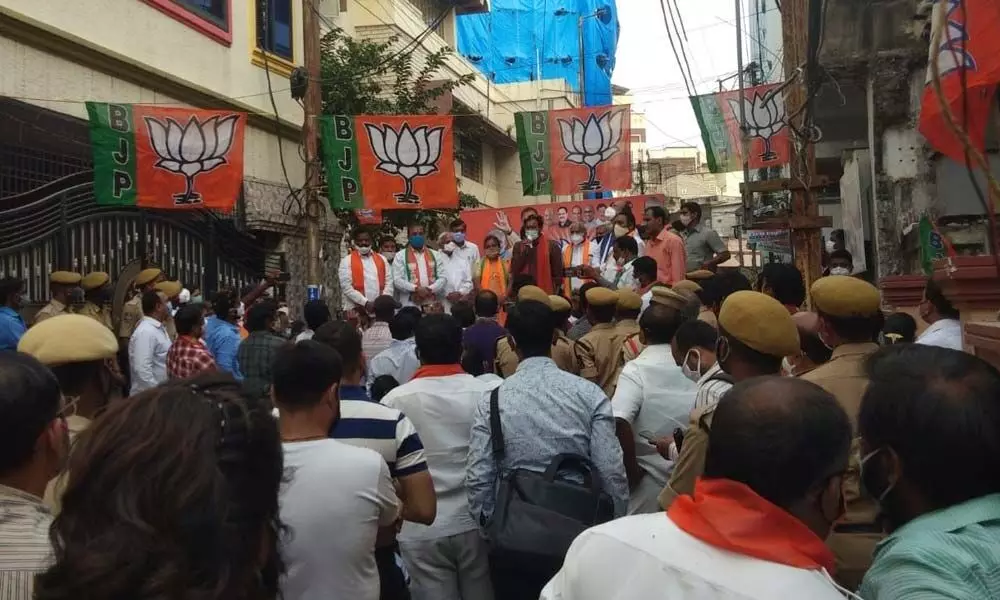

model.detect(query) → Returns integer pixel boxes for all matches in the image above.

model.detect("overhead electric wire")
[664,0,699,93]
[658,0,694,97]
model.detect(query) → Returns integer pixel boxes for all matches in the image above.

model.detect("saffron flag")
[515,105,632,196]
[919,0,1000,165]
[691,83,790,174]
[320,114,458,210]
[86,102,246,210]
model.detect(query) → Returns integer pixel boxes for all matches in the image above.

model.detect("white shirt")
[382,373,490,541]
[564,240,601,292]
[916,318,963,351]
[632,231,647,257]
[640,289,653,314]
[613,259,637,290]
[541,513,849,600]
[280,439,398,600]
[368,338,420,386]
[294,329,314,343]
[129,316,172,395]
[361,321,393,361]
[450,241,481,270]
[612,346,699,488]
[339,251,393,311]
[392,247,446,307]
[439,251,474,312]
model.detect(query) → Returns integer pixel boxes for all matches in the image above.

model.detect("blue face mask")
[453,232,466,245]
[409,235,425,250]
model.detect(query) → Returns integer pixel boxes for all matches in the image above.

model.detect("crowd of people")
[1,200,998,600]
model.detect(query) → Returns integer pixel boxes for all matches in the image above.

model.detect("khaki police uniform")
[800,275,884,590]
[156,281,183,342]
[549,295,579,374]
[34,271,81,325]
[494,286,555,377]
[18,314,119,513]
[119,268,163,340]
[659,291,800,509]
[575,321,621,397]
[79,271,113,331]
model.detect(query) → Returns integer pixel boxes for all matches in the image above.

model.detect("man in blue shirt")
[204,292,242,380]
[858,344,1000,600]
[0,278,27,351]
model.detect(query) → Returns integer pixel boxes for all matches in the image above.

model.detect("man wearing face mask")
[448,218,480,268]
[511,213,563,294]
[857,345,1000,600]
[0,352,70,599]
[660,291,799,509]
[380,236,398,264]
[438,232,474,313]
[78,271,114,331]
[543,377,855,600]
[799,275,883,590]
[155,280,183,342]
[612,210,645,258]
[339,229,394,318]
[679,202,731,272]
[34,271,82,325]
[915,278,963,350]
[827,250,854,277]
[18,314,121,513]
[562,222,599,294]
[393,222,445,309]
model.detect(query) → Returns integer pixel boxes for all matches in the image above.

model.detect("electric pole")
[302,0,323,292]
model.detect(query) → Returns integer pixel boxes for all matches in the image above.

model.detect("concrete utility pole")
[302,0,324,289]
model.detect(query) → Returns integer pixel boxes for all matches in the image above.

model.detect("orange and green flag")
[320,114,458,211]
[515,105,632,196]
[86,103,246,211]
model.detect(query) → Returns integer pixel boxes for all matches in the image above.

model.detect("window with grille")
[408,0,447,40]
[256,0,293,60]
[457,135,483,183]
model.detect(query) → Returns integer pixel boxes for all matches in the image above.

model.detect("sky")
[612,0,751,151]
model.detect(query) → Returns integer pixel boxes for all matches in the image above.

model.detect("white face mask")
[525,229,540,241]
[382,251,395,263]
[356,245,372,255]
[613,224,629,238]
[443,242,457,253]
[680,215,692,226]
[781,356,796,376]
[830,267,851,276]
[682,349,702,382]
[825,240,836,254]
[570,233,585,245]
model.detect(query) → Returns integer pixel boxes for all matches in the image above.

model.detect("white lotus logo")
[727,91,786,162]
[366,123,444,205]
[557,110,625,191]
[144,115,239,205]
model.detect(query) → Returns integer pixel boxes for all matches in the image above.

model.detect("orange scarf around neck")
[411,364,466,380]
[562,239,593,293]
[534,235,554,294]
[350,251,386,295]
[479,258,509,297]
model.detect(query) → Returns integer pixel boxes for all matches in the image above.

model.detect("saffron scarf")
[562,239,593,293]
[533,235,554,294]
[411,364,466,380]
[477,258,509,297]
[404,247,438,286]
[350,251,387,295]
[668,478,836,573]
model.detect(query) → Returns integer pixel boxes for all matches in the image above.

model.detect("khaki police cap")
[718,290,800,357]
[586,287,619,307]
[650,286,689,311]
[81,271,110,291]
[548,295,572,312]
[135,268,162,286]
[810,275,881,317]
[50,271,82,286]
[672,279,703,295]
[155,280,183,299]
[685,269,715,281]
[517,285,551,306]
[18,314,118,365]
[617,289,642,311]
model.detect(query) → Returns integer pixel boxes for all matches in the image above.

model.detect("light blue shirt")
[368,338,419,385]
[205,318,243,380]
[860,493,1000,600]
[466,356,629,523]
[0,306,26,351]
[129,316,172,395]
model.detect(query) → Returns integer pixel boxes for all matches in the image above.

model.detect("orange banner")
[356,115,458,210]
[548,106,632,196]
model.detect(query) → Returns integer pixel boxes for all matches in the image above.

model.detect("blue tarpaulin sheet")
[457,0,619,107]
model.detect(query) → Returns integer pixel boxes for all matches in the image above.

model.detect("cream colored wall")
[1,36,305,185]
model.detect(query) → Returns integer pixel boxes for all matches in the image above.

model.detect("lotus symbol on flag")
[144,115,239,205]
[366,123,444,205]
[727,91,786,162]
[557,110,625,191]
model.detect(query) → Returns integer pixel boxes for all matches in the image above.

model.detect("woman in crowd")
[473,234,510,323]
[35,373,285,600]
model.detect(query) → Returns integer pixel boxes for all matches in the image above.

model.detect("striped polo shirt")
[0,484,52,600]
[693,363,733,411]
[330,385,428,478]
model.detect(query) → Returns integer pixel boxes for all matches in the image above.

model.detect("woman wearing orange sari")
[473,234,510,324]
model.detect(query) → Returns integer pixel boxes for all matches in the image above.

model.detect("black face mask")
[860,447,901,530]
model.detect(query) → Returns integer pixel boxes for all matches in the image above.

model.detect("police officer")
[659,291,800,509]
[623,287,690,362]
[575,287,622,397]
[18,314,120,511]
[494,285,553,377]
[155,280,183,341]
[799,275,884,590]
[78,271,113,330]
[34,271,82,324]
[549,294,577,374]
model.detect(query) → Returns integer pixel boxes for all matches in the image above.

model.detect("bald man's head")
[704,377,851,510]
[792,311,820,335]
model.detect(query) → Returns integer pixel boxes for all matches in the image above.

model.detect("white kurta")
[338,252,393,311]
[439,252,474,313]
[392,247,446,307]
[564,242,600,292]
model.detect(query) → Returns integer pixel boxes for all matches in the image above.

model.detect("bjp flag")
[320,114,458,211]
[86,103,246,211]
[919,0,1000,165]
